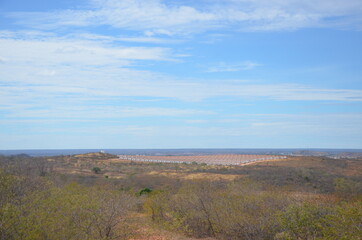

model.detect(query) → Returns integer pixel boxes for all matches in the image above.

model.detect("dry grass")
[253,156,362,176]
[46,153,362,195]
[129,213,216,240]
[147,171,241,181]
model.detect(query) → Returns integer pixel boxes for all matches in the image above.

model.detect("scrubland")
[0,153,361,240]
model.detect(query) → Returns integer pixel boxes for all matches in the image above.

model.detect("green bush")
[139,187,152,196]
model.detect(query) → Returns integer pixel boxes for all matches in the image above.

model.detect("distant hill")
[72,152,117,159]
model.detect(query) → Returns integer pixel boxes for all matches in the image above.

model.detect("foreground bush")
[144,180,288,239]
[144,179,362,240]
[279,200,362,240]
[0,170,136,240]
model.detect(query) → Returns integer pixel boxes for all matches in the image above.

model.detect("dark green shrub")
[139,188,152,196]
[92,167,101,174]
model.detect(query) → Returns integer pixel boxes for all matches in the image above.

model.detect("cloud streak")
[4,106,214,119]
[1,33,362,109]
[7,0,362,35]
[206,61,262,72]
[1,0,362,149]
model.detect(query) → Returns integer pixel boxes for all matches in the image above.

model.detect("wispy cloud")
[1,0,362,149]
[66,32,180,44]
[7,0,362,35]
[206,61,262,72]
[4,106,214,119]
[0,38,173,66]
[169,113,362,137]
[1,33,362,106]
[185,119,209,124]
[118,37,177,44]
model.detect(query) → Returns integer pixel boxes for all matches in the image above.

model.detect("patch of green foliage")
[92,167,101,174]
[139,187,152,196]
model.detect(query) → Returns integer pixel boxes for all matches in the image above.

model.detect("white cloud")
[156,113,362,137]
[117,36,180,44]
[206,61,262,72]
[38,69,56,76]
[1,1,362,149]
[104,113,362,137]
[7,0,362,35]
[0,38,173,67]
[1,113,362,149]
[185,119,209,124]
[4,106,213,119]
[1,31,362,124]
[1,33,361,105]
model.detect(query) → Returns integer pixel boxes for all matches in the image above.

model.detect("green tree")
[92,167,101,174]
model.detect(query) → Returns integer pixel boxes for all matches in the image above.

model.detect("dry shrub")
[144,179,291,240]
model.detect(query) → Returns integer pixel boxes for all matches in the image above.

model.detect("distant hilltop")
[72,152,117,159]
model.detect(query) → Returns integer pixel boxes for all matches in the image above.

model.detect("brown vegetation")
[0,153,361,239]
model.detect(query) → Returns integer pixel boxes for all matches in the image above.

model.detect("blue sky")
[1,0,362,149]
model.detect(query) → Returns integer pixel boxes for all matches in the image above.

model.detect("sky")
[0,0,362,149]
